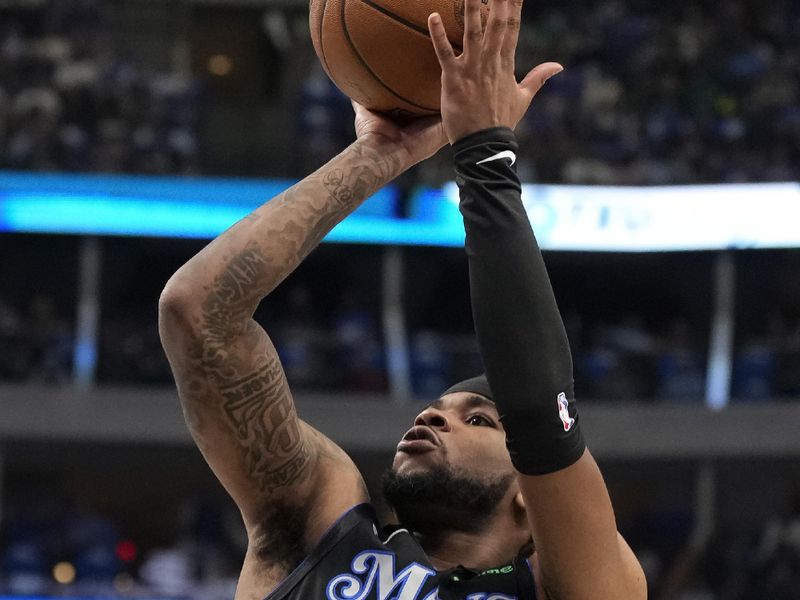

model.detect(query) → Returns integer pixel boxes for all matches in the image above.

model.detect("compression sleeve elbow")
[454,127,586,475]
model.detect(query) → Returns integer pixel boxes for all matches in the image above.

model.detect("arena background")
[0,0,799,598]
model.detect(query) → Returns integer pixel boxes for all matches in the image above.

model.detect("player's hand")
[427,0,563,144]
[352,101,447,167]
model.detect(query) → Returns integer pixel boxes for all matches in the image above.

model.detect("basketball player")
[159,0,647,597]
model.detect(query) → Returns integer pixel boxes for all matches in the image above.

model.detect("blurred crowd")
[701,498,800,600]
[3,482,800,600]
[0,0,797,183]
[515,0,800,185]
[0,293,72,385]
[0,0,200,174]
[0,285,391,394]
[1,494,242,600]
[575,313,800,402]
[4,284,800,403]
[304,0,800,186]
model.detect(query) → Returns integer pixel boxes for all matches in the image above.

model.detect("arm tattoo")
[172,139,402,496]
[324,168,357,207]
[219,356,313,493]
[199,246,268,382]
[198,141,401,333]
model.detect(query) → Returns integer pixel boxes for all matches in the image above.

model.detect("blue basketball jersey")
[264,504,537,600]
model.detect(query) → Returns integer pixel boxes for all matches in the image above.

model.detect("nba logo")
[557,393,575,432]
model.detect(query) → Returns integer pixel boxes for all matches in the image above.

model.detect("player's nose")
[414,407,451,432]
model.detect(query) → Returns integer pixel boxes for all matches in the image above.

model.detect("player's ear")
[514,490,526,512]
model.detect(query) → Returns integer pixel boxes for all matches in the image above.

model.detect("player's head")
[382,375,524,536]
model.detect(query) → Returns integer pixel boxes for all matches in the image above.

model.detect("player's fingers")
[519,62,563,99]
[482,0,509,58]
[500,0,522,64]
[428,13,456,67]
[462,0,483,58]
[351,99,367,127]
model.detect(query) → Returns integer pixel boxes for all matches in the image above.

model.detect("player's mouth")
[397,425,441,453]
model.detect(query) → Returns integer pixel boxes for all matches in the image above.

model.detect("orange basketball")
[309,0,489,116]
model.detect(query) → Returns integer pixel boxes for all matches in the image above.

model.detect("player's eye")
[466,414,493,427]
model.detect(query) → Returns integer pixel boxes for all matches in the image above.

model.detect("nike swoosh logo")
[476,150,516,167]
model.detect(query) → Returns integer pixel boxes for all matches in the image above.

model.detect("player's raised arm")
[158,108,445,546]
[429,0,646,598]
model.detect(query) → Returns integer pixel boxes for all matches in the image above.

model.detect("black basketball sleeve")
[453,127,586,475]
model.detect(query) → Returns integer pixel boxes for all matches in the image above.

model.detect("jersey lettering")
[326,550,436,600]
[325,550,519,600]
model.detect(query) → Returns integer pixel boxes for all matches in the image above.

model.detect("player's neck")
[416,515,524,572]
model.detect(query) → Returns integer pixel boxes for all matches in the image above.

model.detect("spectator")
[0,3,199,175]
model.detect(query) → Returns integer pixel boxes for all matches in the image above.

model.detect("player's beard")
[381,463,514,535]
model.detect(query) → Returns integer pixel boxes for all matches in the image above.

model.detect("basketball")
[309,0,489,116]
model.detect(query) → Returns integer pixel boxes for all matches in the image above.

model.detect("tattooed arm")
[158,105,446,569]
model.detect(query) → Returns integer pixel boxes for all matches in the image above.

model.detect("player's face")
[392,391,513,479]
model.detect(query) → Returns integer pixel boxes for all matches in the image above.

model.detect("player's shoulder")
[239,503,380,600]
